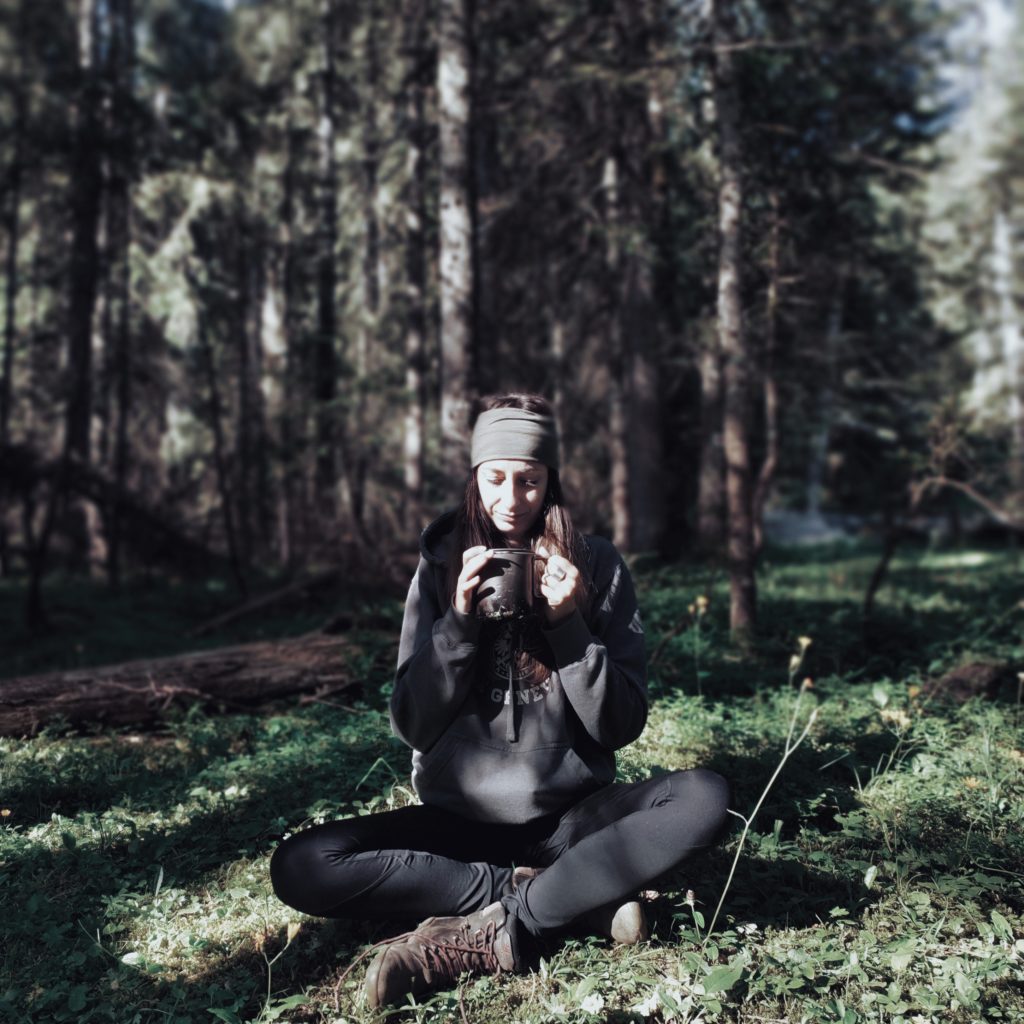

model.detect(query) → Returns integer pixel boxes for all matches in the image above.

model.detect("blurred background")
[0,0,1021,634]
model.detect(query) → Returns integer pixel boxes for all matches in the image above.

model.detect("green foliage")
[2,545,1024,1022]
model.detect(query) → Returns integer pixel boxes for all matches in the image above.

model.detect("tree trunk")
[805,276,844,516]
[696,334,726,552]
[603,156,632,550]
[235,221,268,562]
[753,190,782,558]
[0,0,28,578]
[0,633,357,737]
[350,1,383,536]
[197,304,247,598]
[438,0,477,495]
[625,276,664,552]
[618,0,665,554]
[278,43,301,568]
[402,0,429,532]
[64,0,105,569]
[713,0,756,640]
[314,0,341,521]
[106,0,135,591]
[0,0,26,452]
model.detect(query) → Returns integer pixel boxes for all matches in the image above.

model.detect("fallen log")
[0,633,358,737]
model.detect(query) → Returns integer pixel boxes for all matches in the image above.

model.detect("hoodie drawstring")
[506,620,519,743]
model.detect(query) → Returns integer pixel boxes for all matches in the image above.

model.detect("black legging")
[270,767,729,939]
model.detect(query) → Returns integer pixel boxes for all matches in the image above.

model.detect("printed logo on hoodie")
[487,620,558,705]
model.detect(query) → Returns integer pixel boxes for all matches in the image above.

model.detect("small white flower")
[738,922,759,934]
[631,992,660,1016]
[580,993,605,1014]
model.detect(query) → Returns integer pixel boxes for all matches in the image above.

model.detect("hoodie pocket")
[416,739,607,823]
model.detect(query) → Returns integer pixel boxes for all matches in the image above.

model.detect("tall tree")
[0,0,28,454]
[712,0,756,639]
[349,0,383,535]
[438,0,477,495]
[64,0,105,570]
[402,0,431,530]
[313,0,342,521]
[104,0,136,589]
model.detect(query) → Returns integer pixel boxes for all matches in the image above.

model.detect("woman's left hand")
[537,546,579,625]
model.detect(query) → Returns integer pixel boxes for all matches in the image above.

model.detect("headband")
[470,408,560,470]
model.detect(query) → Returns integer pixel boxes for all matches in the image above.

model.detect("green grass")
[1,543,1022,1023]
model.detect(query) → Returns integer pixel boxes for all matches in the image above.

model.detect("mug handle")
[532,551,546,599]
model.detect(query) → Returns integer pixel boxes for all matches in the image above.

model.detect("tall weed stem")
[701,648,818,951]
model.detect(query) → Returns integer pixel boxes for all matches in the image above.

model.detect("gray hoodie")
[390,511,648,824]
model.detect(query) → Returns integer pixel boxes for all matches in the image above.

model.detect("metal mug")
[473,548,541,620]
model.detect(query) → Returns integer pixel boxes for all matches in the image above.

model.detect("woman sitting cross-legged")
[269,392,730,1007]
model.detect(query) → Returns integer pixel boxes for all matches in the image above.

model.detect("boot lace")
[418,918,503,982]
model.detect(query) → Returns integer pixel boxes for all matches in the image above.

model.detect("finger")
[461,548,492,573]
[462,545,488,566]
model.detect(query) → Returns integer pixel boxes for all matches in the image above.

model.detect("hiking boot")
[511,866,649,945]
[363,901,517,1009]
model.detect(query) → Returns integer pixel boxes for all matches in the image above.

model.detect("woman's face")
[476,459,549,542]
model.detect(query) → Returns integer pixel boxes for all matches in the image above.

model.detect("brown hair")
[446,395,592,680]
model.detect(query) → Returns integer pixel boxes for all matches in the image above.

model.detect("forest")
[0,0,1022,1022]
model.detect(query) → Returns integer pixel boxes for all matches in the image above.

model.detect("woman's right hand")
[453,546,493,615]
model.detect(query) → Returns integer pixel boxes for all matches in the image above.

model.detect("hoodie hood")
[420,510,459,566]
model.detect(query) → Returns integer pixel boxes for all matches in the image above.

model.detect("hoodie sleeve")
[390,556,483,751]
[542,542,648,749]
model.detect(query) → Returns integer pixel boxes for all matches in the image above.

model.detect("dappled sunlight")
[3,548,1024,1021]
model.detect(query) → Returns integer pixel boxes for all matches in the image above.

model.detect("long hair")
[445,393,592,624]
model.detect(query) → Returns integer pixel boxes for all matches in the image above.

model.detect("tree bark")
[0,634,356,737]
[713,0,756,640]
[0,0,26,452]
[314,0,341,521]
[196,302,247,597]
[752,190,782,558]
[618,0,665,554]
[106,0,135,591]
[402,0,429,532]
[805,274,844,516]
[278,24,302,568]
[438,0,477,495]
[235,220,268,562]
[697,334,726,551]
[625,277,664,552]
[65,0,102,466]
[603,156,632,551]
[350,1,383,536]
[0,0,28,578]
[64,0,105,571]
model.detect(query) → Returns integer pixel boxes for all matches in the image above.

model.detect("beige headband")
[470,409,560,469]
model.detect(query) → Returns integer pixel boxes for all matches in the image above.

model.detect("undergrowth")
[1,543,1022,1023]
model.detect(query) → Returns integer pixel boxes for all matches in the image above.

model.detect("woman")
[270,393,730,1008]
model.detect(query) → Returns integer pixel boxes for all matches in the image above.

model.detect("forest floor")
[1,541,1023,1024]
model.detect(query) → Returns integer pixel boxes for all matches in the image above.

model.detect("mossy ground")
[1,542,1022,1023]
